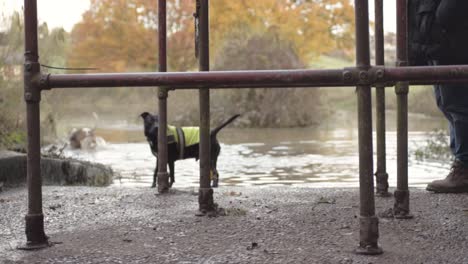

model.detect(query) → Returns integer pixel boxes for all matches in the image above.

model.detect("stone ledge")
[0,151,113,187]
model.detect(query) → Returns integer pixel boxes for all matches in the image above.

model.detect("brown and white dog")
[69,128,105,150]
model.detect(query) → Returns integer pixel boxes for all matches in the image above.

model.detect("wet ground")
[1,186,467,263]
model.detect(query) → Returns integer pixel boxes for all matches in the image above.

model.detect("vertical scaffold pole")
[20,0,49,250]
[354,0,382,255]
[374,0,390,197]
[157,0,170,193]
[394,0,413,219]
[197,0,216,214]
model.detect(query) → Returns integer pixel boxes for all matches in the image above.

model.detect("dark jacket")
[436,0,468,29]
[436,0,468,64]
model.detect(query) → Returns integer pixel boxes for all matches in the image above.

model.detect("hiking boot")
[426,160,468,193]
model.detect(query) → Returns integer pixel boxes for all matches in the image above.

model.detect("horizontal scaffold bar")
[41,65,468,90]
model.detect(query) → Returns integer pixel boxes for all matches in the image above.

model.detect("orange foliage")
[68,0,354,72]
[210,0,355,61]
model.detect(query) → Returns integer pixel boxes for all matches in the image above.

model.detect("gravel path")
[1,186,467,264]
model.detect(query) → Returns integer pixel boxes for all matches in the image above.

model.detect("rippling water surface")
[61,112,450,188]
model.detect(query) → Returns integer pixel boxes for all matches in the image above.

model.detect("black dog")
[140,112,240,188]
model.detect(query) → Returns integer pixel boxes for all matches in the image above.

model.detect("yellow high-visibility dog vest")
[167,125,200,147]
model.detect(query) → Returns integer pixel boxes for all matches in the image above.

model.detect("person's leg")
[427,83,468,193]
[450,114,468,165]
[434,85,456,155]
[439,83,468,163]
[449,123,455,156]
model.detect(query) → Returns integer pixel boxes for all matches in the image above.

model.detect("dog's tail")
[210,114,240,136]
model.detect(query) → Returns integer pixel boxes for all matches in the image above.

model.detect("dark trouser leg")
[434,84,468,165]
[427,87,468,193]
[434,85,456,156]
[451,119,468,165]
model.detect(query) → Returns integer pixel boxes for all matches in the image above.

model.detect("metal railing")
[20,0,468,254]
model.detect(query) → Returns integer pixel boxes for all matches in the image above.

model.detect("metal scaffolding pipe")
[354,0,382,255]
[43,64,468,90]
[156,0,170,193]
[197,0,216,215]
[44,69,344,89]
[20,0,49,250]
[393,0,413,220]
[374,0,390,197]
[385,65,468,82]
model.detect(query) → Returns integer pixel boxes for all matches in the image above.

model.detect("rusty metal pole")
[197,0,216,215]
[374,0,390,197]
[19,0,49,250]
[393,0,413,219]
[44,65,468,89]
[157,0,170,193]
[354,0,382,255]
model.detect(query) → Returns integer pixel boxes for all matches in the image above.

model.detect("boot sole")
[426,186,468,193]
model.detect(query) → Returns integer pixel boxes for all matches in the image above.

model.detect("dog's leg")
[211,160,219,188]
[211,143,221,188]
[152,161,158,188]
[211,168,219,188]
[168,160,175,188]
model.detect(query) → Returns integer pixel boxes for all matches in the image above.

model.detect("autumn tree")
[210,0,355,64]
[68,0,196,72]
[68,0,157,72]
[69,0,354,73]
[208,0,354,127]
[209,29,323,127]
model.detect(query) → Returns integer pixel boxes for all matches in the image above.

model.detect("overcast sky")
[0,0,91,32]
[0,0,396,33]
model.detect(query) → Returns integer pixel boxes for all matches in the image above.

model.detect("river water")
[61,111,450,189]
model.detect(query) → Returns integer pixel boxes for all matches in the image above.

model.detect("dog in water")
[140,112,240,188]
[69,128,106,150]
[68,113,105,150]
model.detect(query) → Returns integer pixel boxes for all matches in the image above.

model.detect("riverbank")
[1,186,467,263]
